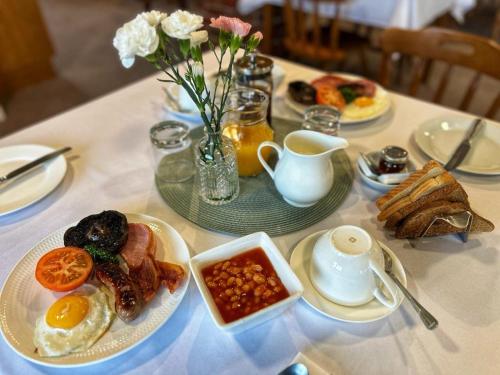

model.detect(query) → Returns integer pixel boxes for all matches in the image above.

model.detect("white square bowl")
[189,232,304,333]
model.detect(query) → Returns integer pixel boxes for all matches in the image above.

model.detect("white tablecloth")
[1,54,499,375]
[237,0,476,29]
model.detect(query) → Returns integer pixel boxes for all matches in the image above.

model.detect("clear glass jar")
[302,105,341,136]
[379,146,408,173]
[195,129,240,205]
[222,88,274,177]
[234,53,274,126]
[150,121,194,183]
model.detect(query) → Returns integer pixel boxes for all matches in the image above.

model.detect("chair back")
[379,27,500,118]
[283,0,346,62]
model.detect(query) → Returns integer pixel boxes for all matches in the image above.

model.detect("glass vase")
[195,130,240,205]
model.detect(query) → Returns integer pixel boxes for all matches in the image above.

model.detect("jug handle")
[257,141,283,180]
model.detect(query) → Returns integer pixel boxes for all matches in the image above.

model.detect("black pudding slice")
[64,210,128,253]
[288,81,317,105]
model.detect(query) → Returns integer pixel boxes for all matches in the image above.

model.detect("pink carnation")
[251,31,263,41]
[210,16,252,37]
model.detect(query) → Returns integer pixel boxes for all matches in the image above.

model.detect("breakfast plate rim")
[0,212,191,368]
[289,229,406,323]
[414,116,500,176]
[0,144,67,217]
[283,72,392,124]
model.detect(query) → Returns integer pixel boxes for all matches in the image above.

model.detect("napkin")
[289,352,332,375]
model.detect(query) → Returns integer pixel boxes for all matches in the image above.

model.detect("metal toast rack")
[420,211,473,242]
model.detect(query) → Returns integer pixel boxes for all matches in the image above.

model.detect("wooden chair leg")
[261,5,273,54]
[358,48,368,76]
[421,59,433,84]
[395,55,405,86]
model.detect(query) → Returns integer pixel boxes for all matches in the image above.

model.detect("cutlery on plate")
[0,147,71,185]
[443,118,484,171]
[359,153,410,185]
[278,362,309,375]
[380,246,438,330]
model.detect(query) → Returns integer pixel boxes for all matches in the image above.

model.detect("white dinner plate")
[414,116,500,175]
[284,72,391,124]
[290,230,406,323]
[0,213,190,368]
[0,145,67,216]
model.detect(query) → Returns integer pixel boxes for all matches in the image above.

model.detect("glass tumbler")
[302,105,341,136]
[150,121,194,183]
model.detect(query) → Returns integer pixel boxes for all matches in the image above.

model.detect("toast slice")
[377,172,458,222]
[385,183,469,230]
[376,160,444,211]
[395,200,495,238]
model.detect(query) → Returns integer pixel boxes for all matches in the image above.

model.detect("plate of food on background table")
[285,73,391,124]
[0,210,189,367]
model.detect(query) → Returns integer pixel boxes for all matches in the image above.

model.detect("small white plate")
[163,63,286,124]
[289,230,406,323]
[414,116,500,175]
[0,145,68,216]
[0,213,190,368]
[284,72,391,124]
[163,85,204,124]
[357,151,416,192]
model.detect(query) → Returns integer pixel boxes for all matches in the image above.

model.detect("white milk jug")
[257,130,348,207]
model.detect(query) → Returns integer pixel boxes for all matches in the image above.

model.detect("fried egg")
[342,95,389,120]
[33,285,114,357]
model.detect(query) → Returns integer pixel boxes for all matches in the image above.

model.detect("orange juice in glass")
[223,88,274,177]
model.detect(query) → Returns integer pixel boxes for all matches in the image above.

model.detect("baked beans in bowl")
[189,232,303,333]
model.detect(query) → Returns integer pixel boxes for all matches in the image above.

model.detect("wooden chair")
[379,27,500,119]
[283,0,368,70]
[0,0,54,98]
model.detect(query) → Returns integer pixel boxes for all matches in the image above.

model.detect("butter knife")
[0,147,71,184]
[444,118,483,171]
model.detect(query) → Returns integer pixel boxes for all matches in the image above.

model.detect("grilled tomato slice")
[35,247,93,292]
[315,85,346,110]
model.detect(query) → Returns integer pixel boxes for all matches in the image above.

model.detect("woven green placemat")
[156,117,353,237]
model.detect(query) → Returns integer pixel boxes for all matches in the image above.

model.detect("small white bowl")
[357,151,416,192]
[189,232,303,333]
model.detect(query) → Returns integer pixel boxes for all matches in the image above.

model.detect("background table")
[0,54,499,375]
[238,0,476,29]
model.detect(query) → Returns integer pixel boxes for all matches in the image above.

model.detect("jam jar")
[379,146,408,173]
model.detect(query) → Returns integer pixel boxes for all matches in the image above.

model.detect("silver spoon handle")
[389,272,438,330]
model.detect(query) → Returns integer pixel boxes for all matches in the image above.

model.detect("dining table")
[0,53,499,375]
[237,0,477,29]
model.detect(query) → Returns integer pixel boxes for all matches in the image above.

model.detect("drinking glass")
[150,121,194,183]
[302,105,341,136]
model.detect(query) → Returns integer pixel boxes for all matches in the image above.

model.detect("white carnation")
[161,10,203,39]
[141,10,167,27]
[190,30,208,47]
[192,62,204,77]
[113,15,159,68]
